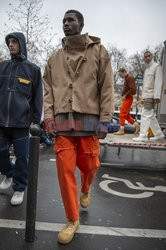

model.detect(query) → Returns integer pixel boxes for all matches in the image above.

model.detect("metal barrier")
[25,125,41,242]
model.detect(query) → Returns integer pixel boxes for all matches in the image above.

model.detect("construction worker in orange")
[114,68,140,135]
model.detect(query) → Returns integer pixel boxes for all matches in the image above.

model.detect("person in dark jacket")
[114,68,140,135]
[0,32,43,205]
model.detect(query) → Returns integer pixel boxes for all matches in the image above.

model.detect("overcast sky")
[0,0,165,55]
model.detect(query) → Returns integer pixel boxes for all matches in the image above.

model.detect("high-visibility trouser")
[119,95,135,126]
[54,135,100,222]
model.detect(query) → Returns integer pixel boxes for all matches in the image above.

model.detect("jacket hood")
[62,33,100,49]
[5,32,27,60]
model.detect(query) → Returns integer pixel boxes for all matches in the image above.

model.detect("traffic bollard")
[25,125,41,242]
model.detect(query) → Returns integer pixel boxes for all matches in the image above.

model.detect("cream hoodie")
[142,59,163,99]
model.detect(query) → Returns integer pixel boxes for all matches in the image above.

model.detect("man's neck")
[11,53,22,61]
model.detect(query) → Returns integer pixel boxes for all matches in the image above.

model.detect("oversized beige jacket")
[43,33,114,123]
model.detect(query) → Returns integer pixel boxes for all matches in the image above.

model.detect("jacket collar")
[125,73,129,80]
[62,33,100,50]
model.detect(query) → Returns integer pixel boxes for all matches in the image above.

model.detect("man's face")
[63,13,83,36]
[144,52,153,64]
[8,38,20,55]
[119,72,126,79]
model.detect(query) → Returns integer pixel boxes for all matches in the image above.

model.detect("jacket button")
[76,71,80,74]
[69,83,73,88]
[69,98,73,102]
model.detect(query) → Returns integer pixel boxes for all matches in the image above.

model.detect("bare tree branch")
[3,0,58,68]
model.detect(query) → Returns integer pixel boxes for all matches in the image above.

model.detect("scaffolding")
[158,41,166,130]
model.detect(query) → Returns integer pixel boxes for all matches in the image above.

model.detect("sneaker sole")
[80,199,91,208]
[58,224,80,244]
[150,137,165,141]
[10,200,24,206]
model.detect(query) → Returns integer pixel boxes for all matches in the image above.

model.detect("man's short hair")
[118,68,127,73]
[144,50,152,56]
[65,9,84,23]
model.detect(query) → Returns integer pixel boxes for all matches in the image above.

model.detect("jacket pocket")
[0,93,8,124]
[16,77,31,96]
[10,94,30,126]
[0,76,8,91]
[18,77,31,84]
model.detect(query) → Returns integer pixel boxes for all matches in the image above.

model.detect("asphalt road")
[0,146,166,250]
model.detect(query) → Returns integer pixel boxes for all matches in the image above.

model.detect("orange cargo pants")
[54,135,100,222]
[120,95,135,126]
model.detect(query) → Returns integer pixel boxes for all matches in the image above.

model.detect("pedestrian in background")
[114,68,140,135]
[43,10,114,244]
[0,32,43,205]
[133,51,164,142]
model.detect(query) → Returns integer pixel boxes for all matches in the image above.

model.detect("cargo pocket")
[143,98,154,110]
[92,136,100,168]
[54,136,75,154]
[92,136,100,155]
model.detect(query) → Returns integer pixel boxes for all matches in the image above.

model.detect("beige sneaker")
[80,189,91,208]
[114,126,124,135]
[58,219,80,244]
[133,122,140,135]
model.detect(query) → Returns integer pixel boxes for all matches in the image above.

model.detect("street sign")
[135,74,143,85]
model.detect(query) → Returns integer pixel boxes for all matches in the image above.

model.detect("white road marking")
[101,163,125,167]
[102,174,166,192]
[0,219,166,238]
[49,158,56,161]
[100,180,154,198]
[99,174,166,199]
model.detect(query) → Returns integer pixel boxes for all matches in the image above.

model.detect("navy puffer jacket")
[0,32,43,128]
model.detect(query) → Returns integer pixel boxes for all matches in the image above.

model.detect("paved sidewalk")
[100,134,166,150]
[100,133,166,170]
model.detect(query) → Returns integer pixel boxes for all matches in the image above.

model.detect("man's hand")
[139,99,144,105]
[96,131,107,139]
[44,118,57,137]
[154,98,160,104]
[96,122,108,139]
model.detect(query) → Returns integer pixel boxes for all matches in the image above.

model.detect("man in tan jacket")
[43,9,114,244]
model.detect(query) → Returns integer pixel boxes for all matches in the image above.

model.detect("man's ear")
[80,22,84,32]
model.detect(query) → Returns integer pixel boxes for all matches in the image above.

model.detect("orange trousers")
[119,95,135,126]
[54,135,100,221]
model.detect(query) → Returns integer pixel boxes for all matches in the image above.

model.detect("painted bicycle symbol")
[99,174,166,199]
